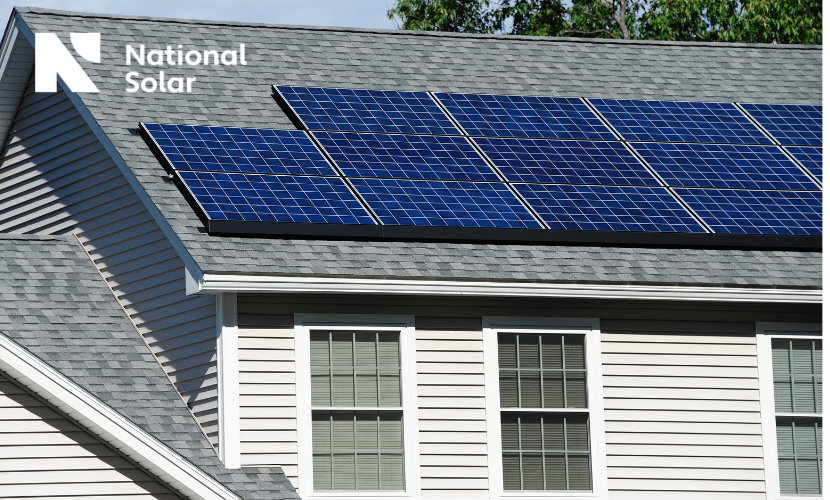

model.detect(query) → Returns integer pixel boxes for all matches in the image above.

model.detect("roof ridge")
[15,6,822,50]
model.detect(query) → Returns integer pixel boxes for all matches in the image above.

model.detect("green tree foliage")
[387,0,822,43]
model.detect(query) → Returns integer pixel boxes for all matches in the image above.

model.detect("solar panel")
[674,188,821,235]
[349,178,543,228]
[142,123,338,177]
[433,93,617,140]
[740,103,822,146]
[588,99,772,145]
[786,146,822,182]
[513,183,706,233]
[314,132,499,181]
[474,137,658,186]
[275,86,461,135]
[632,142,819,190]
[176,171,376,225]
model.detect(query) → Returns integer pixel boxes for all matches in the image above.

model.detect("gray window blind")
[310,331,404,491]
[771,338,822,495]
[498,333,591,491]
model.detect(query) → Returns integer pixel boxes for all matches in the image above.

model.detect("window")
[295,315,419,498]
[484,317,607,498]
[757,323,822,499]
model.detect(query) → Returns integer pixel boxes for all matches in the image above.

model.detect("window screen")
[498,333,591,491]
[771,338,822,495]
[310,331,404,491]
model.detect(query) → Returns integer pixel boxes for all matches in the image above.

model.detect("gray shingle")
[15,8,822,289]
[0,234,298,499]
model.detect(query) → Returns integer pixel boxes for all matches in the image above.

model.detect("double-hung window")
[757,323,822,498]
[295,315,419,498]
[484,317,607,498]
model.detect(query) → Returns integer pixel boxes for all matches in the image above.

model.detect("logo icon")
[35,33,100,93]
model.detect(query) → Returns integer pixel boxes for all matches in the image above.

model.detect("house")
[0,6,821,500]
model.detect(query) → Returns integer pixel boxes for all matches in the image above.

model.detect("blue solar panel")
[275,86,460,135]
[349,178,542,228]
[589,99,772,144]
[786,146,822,182]
[433,93,617,140]
[314,132,499,181]
[177,171,376,225]
[740,103,822,146]
[513,184,706,233]
[675,188,821,235]
[474,137,658,186]
[632,142,819,190]
[142,123,337,177]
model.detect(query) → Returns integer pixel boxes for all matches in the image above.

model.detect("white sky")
[0,0,399,29]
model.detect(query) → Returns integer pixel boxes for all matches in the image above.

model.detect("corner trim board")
[0,330,242,500]
[217,293,241,468]
[194,274,820,304]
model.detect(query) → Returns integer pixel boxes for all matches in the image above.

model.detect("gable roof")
[0,233,298,500]
[9,7,823,291]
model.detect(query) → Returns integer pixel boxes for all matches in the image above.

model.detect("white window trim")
[756,322,822,500]
[483,317,608,500]
[295,314,420,500]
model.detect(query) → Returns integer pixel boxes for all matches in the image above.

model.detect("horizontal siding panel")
[417,373,484,386]
[418,408,486,421]
[604,421,761,435]
[416,362,484,374]
[603,375,758,389]
[239,384,295,395]
[418,397,485,409]
[420,454,488,467]
[609,491,765,500]
[602,342,756,355]
[419,431,487,444]
[602,353,756,367]
[608,467,765,480]
[239,372,295,384]
[240,407,297,419]
[419,478,488,489]
[417,385,486,397]
[607,479,765,492]
[606,455,764,469]
[240,418,297,431]
[604,398,759,412]
[416,351,483,363]
[603,364,757,378]
[415,340,484,351]
[604,387,759,400]
[605,409,761,423]
[415,331,482,341]
[606,444,762,457]
[0,444,119,459]
[238,337,294,350]
[605,432,762,446]
[418,420,487,432]
[601,333,756,344]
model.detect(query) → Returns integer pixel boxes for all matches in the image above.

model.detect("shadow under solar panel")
[588,99,773,145]
[632,142,820,190]
[314,131,500,181]
[474,137,659,186]
[434,93,617,140]
[673,188,822,235]
[275,86,461,135]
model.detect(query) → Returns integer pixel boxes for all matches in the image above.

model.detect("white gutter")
[192,273,821,304]
[0,331,241,500]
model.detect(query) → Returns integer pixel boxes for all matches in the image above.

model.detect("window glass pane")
[796,459,822,494]
[311,368,331,406]
[778,458,797,494]
[331,332,353,367]
[332,368,355,406]
[310,331,330,365]
[774,380,794,413]
[542,371,564,408]
[772,338,821,413]
[378,332,400,367]
[519,334,540,369]
[566,372,587,408]
[777,416,823,494]
[355,369,379,407]
[501,412,591,491]
[520,371,541,408]
[354,332,377,366]
[541,335,563,370]
[500,371,518,407]
[313,411,404,491]
[498,333,518,369]
[563,336,585,370]
[379,370,401,406]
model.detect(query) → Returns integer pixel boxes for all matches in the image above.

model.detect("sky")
[0,0,398,29]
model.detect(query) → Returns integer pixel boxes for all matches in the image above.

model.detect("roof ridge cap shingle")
[15,6,822,50]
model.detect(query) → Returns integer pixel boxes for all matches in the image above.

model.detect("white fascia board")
[194,273,821,304]
[12,13,206,288]
[0,331,241,500]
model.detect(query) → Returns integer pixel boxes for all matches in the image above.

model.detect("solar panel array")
[142,87,823,243]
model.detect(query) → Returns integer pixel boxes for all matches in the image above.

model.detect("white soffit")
[192,274,821,304]
[0,331,241,500]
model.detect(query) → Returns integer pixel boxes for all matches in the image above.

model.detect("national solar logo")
[35,32,100,93]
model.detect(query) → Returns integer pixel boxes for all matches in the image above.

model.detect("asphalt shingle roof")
[0,233,298,500]
[16,8,822,289]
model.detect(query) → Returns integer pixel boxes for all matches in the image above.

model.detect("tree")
[565,0,643,39]
[387,0,493,33]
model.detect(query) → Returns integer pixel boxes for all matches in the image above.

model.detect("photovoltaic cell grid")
[275,86,461,135]
[350,178,543,228]
[514,184,707,233]
[675,189,822,235]
[434,93,617,141]
[740,103,822,146]
[588,99,773,145]
[785,146,822,182]
[143,123,337,176]
[632,143,820,191]
[176,171,376,225]
[474,137,658,186]
[314,132,500,181]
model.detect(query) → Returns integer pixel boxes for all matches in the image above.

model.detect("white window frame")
[756,322,823,500]
[483,317,608,500]
[295,314,420,500]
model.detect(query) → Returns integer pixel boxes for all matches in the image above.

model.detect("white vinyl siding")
[416,328,489,499]
[602,332,765,500]
[0,74,219,447]
[238,327,299,488]
[0,372,180,499]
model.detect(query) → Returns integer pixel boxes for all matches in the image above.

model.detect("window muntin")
[497,332,591,491]
[310,330,404,491]
[771,338,822,495]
